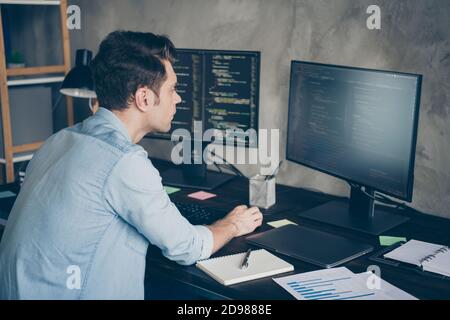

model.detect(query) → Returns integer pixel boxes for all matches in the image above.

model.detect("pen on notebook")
[240,249,252,270]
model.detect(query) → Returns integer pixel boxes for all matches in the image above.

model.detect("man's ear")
[135,87,156,112]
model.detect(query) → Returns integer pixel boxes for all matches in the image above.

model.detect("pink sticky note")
[188,191,217,201]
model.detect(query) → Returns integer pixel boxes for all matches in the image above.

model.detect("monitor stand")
[298,186,410,235]
[160,141,235,191]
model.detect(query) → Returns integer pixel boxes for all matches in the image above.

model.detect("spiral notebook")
[384,240,450,277]
[196,249,294,286]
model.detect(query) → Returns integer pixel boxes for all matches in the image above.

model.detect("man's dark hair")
[91,31,176,110]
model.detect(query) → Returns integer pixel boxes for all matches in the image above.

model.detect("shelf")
[6,65,66,76]
[0,1,61,5]
[12,141,43,153]
[7,76,64,86]
[0,143,43,164]
[0,0,71,183]
[0,153,33,164]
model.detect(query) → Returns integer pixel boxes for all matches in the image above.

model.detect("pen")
[240,249,252,270]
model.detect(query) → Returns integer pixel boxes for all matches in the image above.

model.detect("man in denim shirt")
[0,31,263,300]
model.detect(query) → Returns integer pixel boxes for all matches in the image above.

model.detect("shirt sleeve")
[103,150,213,265]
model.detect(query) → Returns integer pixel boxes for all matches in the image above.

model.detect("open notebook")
[384,240,450,277]
[196,249,294,286]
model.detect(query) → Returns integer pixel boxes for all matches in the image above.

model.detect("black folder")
[246,224,373,268]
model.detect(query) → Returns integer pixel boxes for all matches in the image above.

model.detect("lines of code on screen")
[151,49,259,146]
[287,62,420,199]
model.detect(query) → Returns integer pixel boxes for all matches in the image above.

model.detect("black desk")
[1,165,449,300]
[145,161,450,300]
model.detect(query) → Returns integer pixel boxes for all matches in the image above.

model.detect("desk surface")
[1,163,449,300]
[145,161,450,300]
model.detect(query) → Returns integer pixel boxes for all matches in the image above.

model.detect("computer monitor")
[287,61,422,235]
[150,49,260,190]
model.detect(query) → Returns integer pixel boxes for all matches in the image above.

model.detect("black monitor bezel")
[146,48,261,149]
[286,60,422,202]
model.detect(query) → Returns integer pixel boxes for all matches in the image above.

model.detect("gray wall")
[15,0,450,218]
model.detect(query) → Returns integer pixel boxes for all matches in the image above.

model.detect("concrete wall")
[8,0,450,218]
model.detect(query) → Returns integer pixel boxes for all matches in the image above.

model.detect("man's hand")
[208,205,263,254]
[223,205,263,237]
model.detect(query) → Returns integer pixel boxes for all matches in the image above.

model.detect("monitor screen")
[287,61,422,201]
[150,49,260,147]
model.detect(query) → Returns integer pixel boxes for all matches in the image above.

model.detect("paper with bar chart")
[273,267,417,300]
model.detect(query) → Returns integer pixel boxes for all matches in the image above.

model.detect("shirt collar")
[95,107,132,142]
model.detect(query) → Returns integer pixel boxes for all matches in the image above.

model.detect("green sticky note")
[164,186,181,195]
[379,236,407,247]
[267,219,298,229]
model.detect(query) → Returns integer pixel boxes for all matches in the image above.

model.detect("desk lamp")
[60,49,97,112]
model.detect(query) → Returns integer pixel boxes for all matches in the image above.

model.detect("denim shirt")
[0,108,213,300]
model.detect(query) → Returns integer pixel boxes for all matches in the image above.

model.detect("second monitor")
[153,49,260,189]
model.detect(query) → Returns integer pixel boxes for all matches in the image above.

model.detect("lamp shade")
[60,49,96,99]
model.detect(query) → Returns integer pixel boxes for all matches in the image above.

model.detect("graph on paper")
[283,276,375,300]
[273,267,417,300]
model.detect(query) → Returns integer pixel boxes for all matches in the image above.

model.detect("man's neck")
[111,109,148,144]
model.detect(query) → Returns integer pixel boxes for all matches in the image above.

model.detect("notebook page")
[196,249,294,286]
[422,248,450,277]
[384,240,444,266]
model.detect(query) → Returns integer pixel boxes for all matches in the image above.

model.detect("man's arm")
[104,151,214,265]
[105,150,263,264]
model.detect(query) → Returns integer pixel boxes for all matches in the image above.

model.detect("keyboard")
[174,201,228,225]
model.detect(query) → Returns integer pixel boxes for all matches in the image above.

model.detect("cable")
[168,139,245,178]
[348,181,419,213]
[348,182,378,201]
[376,193,422,214]
[207,149,246,178]
[213,161,224,174]
[51,93,63,112]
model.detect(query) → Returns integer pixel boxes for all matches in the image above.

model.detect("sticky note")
[188,191,217,201]
[268,219,298,229]
[164,186,181,195]
[0,191,16,199]
[379,236,407,247]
